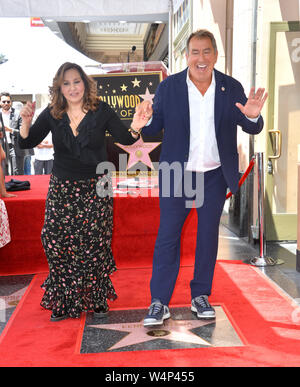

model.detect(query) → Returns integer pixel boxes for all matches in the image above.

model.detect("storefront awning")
[0,0,170,22]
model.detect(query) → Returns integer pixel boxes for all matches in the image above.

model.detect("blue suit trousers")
[150,166,227,305]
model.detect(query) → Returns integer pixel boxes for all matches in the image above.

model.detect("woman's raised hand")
[20,101,36,127]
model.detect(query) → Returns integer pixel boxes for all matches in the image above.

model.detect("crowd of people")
[0,92,54,178]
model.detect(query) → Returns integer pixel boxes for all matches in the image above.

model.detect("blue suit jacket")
[142,68,264,194]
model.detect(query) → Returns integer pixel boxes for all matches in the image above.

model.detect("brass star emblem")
[120,84,128,92]
[131,77,141,88]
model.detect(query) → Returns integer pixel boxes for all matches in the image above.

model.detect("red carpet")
[2,176,300,366]
[1,261,300,367]
[0,175,198,275]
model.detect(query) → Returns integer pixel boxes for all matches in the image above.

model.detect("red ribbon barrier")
[226,155,256,200]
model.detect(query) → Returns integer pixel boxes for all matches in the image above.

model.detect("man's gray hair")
[186,29,217,53]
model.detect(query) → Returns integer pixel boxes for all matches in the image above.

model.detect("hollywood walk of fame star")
[115,136,161,170]
[139,88,155,103]
[131,77,141,88]
[88,317,218,351]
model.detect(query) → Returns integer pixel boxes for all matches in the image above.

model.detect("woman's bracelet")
[128,126,141,136]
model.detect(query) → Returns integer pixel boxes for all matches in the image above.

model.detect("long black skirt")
[40,174,117,318]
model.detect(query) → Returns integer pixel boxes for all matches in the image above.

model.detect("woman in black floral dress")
[19,62,150,321]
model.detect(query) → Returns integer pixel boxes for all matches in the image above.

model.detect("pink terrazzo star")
[115,136,161,170]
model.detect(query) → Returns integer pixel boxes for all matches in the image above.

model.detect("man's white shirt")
[186,69,220,172]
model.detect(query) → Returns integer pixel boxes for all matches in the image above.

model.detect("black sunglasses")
[1,100,11,104]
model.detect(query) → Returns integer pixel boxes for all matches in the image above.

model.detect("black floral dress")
[18,103,137,319]
[40,174,117,318]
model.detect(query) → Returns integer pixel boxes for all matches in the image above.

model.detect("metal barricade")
[249,152,284,266]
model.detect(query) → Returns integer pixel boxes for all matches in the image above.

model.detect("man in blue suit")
[137,30,268,326]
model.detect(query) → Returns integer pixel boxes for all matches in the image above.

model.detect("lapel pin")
[221,86,225,91]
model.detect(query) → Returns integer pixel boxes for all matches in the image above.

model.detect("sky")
[0,18,100,94]
[0,18,44,60]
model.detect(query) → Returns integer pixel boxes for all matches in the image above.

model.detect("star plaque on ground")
[88,318,212,351]
[80,307,244,353]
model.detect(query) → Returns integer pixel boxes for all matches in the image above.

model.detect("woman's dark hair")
[49,62,99,119]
